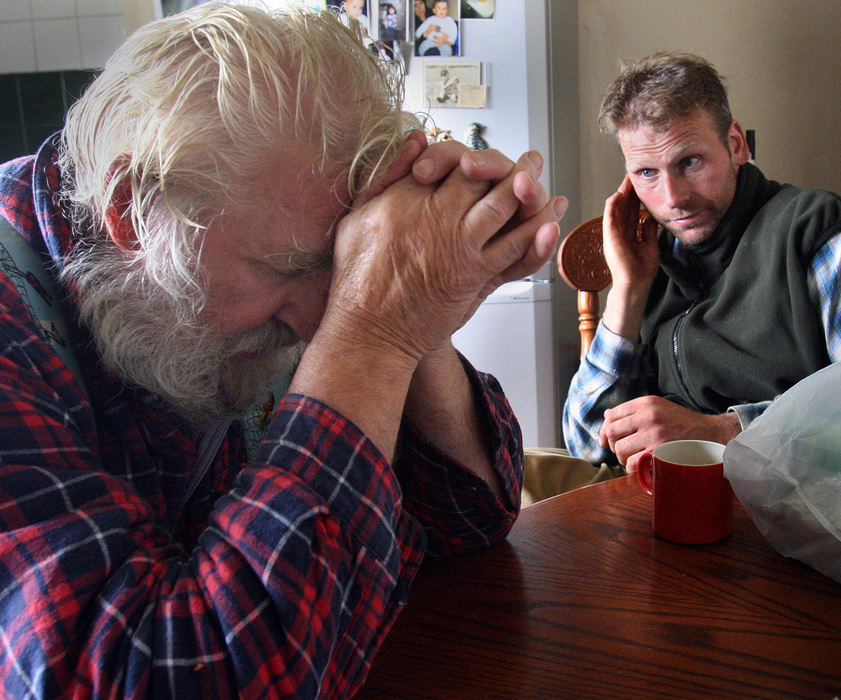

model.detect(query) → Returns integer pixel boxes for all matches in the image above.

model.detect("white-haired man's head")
[58,1,416,424]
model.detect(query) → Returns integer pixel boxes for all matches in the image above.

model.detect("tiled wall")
[0,0,125,73]
[0,0,125,162]
[0,70,98,162]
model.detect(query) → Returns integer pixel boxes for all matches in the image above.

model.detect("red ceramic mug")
[637,440,734,544]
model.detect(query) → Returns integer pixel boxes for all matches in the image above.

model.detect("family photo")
[414,0,460,56]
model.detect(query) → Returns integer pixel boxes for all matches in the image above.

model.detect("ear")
[103,177,138,250]
[727,120,750,166]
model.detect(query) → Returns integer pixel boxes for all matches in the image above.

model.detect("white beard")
[62,243,304,427]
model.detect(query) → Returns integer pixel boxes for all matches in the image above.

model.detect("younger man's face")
[620,108,748,246]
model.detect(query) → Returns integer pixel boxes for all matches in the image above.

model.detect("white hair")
[57,1,414,423]
[59,0,413,303]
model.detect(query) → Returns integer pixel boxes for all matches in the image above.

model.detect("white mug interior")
[653,439,725,466]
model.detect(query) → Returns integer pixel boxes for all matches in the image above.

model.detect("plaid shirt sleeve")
[0,262,519,698]
[393,361,522,559]
[808,231,841,362]
[562,321,646,464]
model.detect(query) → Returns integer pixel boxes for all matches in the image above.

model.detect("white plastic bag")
[723,362,841,583]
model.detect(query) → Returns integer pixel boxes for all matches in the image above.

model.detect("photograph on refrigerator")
[378,0,407,42]
[414,0,460,56]
[422,61,479,108]
[461,0,494,19]
[327,0,375,47]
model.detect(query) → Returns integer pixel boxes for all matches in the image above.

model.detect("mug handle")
[637,450,655,495]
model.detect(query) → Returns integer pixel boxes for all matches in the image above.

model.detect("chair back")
[557,211,651,357]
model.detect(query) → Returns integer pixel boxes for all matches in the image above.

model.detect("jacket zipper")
[672,282,707,403]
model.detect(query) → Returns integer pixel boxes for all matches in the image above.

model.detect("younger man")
[564,52,841,473]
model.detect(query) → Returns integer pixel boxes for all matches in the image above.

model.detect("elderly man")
[0,3,566,697]
[563,52,841,474]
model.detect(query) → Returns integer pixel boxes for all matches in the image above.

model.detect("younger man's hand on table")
[600,395,743,473]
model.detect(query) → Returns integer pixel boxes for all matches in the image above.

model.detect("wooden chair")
[557,211,651,357]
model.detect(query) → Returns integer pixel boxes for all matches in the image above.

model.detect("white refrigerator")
[452,277,560,448]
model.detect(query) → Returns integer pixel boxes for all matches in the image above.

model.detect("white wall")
[122,0,162,33]
[0,0,125,72]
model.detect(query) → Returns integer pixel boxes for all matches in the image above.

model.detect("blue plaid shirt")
[564,233,841,465]
[0,140,523,698]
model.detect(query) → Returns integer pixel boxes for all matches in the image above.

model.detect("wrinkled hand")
[321,144,566,363]
[599,395,742,473]
[351,137,566,332]
[602,175,659,291]
[357,133,554,237]
[414,142,565,320]
[351,129,429,207]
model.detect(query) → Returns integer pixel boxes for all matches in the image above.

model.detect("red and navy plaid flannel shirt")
[0,138,523,699]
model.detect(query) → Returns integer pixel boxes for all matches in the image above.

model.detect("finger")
[625,453,641,474]
[639,213,659,242]
[620,178,644,231]
[602,192,623,233]
[605,175,634,215]
[455,156,543,244]
[492,222,560,284]
[470,219,561,312]
[599,422,610,448]
[460,148,541,184]
[411,139,472,183]
[604,193,630,229]
[494,200,567,282]
[354,130,427,208]
[625,187,640,228]
[512,169,549,221]
[420,148,542,228]
[420,147,532,231]
[600,402,634,451]
[480,196,568,278]
[461,150,546,222]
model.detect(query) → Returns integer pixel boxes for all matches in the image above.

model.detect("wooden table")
[358,476,841,699]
